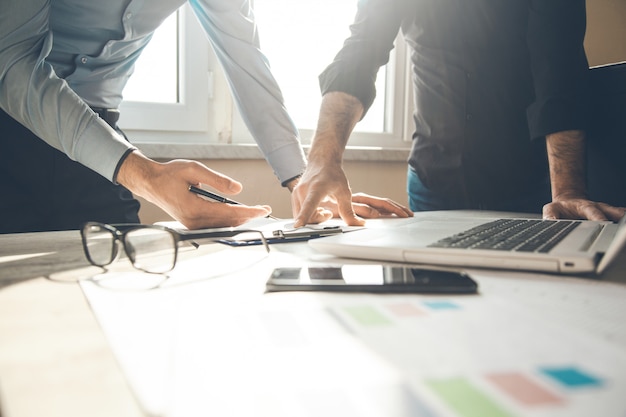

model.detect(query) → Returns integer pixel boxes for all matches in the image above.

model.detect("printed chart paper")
[80,250,626,417]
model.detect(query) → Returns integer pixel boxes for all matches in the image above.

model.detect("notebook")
[309,212,626,275]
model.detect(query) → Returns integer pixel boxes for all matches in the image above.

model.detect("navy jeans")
[0,109,140,233]
[407,166,551,214]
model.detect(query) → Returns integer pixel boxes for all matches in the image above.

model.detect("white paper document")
[80,247,626,417]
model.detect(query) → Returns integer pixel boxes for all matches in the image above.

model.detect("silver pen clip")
[271,226,342,239]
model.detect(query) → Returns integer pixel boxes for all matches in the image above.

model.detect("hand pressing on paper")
[291,152,413,228]
[292,92,413,228]
[117,151,273,229]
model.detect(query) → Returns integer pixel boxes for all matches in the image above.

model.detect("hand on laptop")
[544,132,626,222]
[543,198,626,222]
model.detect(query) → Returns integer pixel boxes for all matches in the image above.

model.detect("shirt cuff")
[319,63,377,118]
[112,147,138,185]
[264,141,306,185]
[73,117,137,182]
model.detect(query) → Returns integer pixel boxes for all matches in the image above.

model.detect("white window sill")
[136,143,410,162]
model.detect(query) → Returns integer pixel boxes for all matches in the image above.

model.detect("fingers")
[149,159,273,229]
[295,190,413,227]
[173,159,242,195]
[184,198,272,229]
[352,193,413,218]
[543,200,625,222]
[299,178,360,226]
[597,203,626,222]
[306,208,334,225]
[543,201,605,221]
[542,203,559,220]
[352,203,381,219]
[580,204,609,222]
[335,190,365,227]
[293,189,336,228]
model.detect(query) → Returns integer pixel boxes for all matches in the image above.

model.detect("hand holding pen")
[189,185,279,220]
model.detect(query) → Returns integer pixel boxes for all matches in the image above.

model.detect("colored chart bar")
[486,372,564,406]
[342,305,392,326]
[540,367,603,388]
[422,300,460,310]
[426,378,516,417]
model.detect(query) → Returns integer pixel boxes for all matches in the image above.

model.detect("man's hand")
[292,157,363,227]
[543,199,625,222]
[345,193,414,218]
[117,151,272,229]
[544,130,625,221]
[292,92,413,227]
[291,164,413,228]
[292,92,363,227]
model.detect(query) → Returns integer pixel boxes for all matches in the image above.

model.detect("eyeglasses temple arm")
[176,229,270,253]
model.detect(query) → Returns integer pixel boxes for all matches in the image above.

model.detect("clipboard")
[218,226,343,246]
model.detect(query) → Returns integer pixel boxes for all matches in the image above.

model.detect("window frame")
[119,4,413,156]
[118,6,211,139]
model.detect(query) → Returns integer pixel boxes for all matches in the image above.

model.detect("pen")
[189,185,279,220]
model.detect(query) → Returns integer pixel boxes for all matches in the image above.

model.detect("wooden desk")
[0,231,144,417]
[0,229,246,417]
[1,215,625,417]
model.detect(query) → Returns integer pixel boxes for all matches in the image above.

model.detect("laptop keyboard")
[428,219,581,253]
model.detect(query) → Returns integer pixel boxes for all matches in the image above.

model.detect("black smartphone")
[266,265,478,294]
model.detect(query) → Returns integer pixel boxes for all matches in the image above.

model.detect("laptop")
[311,62,626,276]
[309,212,626,275]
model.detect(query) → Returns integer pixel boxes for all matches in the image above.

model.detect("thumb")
[542,203,557,220]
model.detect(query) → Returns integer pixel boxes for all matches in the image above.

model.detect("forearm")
[292,92,365,227]
[307,92,365,166]
[546,130,587,200]
[115,151,171,213]
[116,151,162,199]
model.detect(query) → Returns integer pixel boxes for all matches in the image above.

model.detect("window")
[118,5,211,140]
[122,13,178,104]
[120,2,412,152]
[254,0,386,133]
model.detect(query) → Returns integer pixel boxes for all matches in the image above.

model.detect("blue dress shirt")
[0,0,306,184]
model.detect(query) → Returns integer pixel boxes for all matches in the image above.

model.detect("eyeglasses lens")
[124,228,177,273]
[84,224,117,266]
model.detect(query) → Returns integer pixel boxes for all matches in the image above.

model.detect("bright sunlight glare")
[122,2,387,132]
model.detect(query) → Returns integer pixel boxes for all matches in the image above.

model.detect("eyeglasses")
[80,222,269,274]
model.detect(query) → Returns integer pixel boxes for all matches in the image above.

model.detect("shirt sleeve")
[0,0,136,182]
[526,0,590,139]
[189,0,306,185]
[318,0,407,118]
